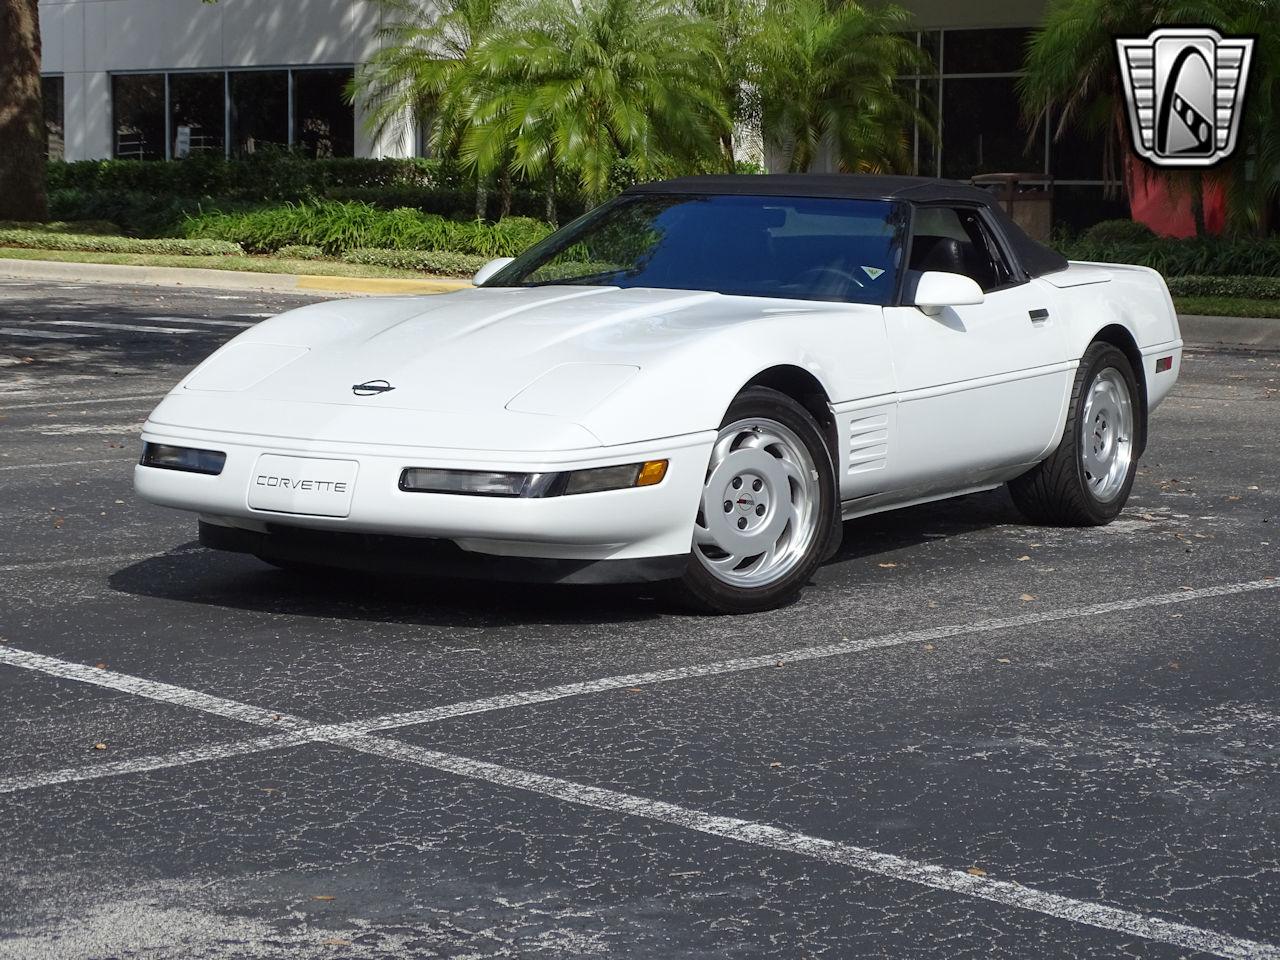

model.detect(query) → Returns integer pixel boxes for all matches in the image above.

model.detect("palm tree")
[1017,0,1249,236]
[747,0,928,174]
[459,0,733,207]
[352,0,503,217]
[1219,0,1280,235]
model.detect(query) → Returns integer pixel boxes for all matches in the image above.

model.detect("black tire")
[1009,342,1143,526]
[675,387,837,614]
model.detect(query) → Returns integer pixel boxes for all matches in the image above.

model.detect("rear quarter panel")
[1047,262,1183,411]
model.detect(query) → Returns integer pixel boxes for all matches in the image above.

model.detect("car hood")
[150,286,875,451]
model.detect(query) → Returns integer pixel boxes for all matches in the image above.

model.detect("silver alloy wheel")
[1080,367,1134,503]
[693,417,822,588]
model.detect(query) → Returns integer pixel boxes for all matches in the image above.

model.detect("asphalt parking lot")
[1,278,1277,960]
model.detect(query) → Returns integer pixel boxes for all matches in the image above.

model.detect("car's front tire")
[1009,342,1142,526]
[676,387,836,614]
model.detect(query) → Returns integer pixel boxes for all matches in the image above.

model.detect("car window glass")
[489,195,909,306]
[908,205,1013,292]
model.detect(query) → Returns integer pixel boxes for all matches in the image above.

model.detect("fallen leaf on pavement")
[1020,594,1036,602]
[93,743,107,751]
[311,895,336,902]
[1016,555,1030,561]
[996,658,1011,664]
[966,867,988,877]
[878,562,897,569]
[322,939,351,947]
[922,644,935,651]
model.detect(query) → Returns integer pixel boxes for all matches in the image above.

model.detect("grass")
[0,247,450,281]
[1173,296,1280,319]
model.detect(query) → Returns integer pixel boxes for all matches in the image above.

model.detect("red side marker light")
[1156,356,1174,373]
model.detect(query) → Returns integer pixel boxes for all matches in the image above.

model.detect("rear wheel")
[1009,342,1141,525]
[676,387,836,614]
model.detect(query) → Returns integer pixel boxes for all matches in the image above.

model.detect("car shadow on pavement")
[107,489,1026,627]
[828,487,1026,565]
[107,544,667,628]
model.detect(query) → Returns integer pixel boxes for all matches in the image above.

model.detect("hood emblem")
[352,379,395,397]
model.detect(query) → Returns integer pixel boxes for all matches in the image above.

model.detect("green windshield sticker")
[861,266,885,280]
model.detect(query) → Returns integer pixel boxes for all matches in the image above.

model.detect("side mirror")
[473,257,515,287]
[911,271,985,316]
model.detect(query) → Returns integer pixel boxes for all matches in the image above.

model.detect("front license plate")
[247,455,358,518]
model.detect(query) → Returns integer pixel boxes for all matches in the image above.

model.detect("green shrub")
[183,201,553,257]
[0,229,243,256]
[341,247,488,277]
[1164,275,1280,300]
[1079,219,1157,245]
[275,244,328,261]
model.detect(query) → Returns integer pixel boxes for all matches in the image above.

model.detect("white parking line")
[0,645,311,730]
[2,576,1276,769]
[0,393,164,410]
[0,733,308,794]
[0,327,91,340]
[0,458,129,473]
[140,316,255,329]
[350,737,1280,960]
[326,576,1280,735]
[1,576,1278,958]
[38,320,205,335]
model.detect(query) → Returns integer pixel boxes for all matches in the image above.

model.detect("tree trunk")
[544,164,557,225]
[1191,174,1207,238]
[0,0,48,221]
[498,168,512,220]
[474,178,487,220]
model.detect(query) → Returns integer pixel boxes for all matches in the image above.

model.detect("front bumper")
[135,424,715,564]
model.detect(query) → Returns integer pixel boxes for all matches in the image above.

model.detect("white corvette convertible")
[136,175,1181,613]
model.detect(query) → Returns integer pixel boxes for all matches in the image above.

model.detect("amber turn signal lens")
[636,460,669,486]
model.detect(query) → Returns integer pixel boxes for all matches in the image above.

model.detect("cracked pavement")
[0,279,1277,959]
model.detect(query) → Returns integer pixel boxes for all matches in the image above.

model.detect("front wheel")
[1009,342,1142,526]
[676,387,836,614]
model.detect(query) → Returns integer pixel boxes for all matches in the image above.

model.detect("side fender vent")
[845,409,890,475]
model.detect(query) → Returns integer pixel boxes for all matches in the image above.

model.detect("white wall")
[39,0,413,160]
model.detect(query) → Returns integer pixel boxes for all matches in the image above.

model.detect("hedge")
[0,229,243,257]
[341,247,489,277]
[47,155,581,224]
[183,201,552,257]
[1164,275,1280,300]
[1057,235,1280,277]
[0,219,119,235]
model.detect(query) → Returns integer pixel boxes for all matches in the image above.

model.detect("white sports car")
[135,175,1182,613]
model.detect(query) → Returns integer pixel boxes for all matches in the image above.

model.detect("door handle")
[1029,308,1050,324]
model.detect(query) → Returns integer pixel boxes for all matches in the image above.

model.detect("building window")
[170,72,225,157]
[940,28,1033,75]
[941,77,1043,180]
[42,76,64,160]
[230,70,290,156]
[293,68,355,159]
[113,73,166,160]
[111,67,356,160]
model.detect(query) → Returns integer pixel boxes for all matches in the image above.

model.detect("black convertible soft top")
[625,174,1069,279]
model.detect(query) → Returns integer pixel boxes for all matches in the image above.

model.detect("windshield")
[487,193,908,305]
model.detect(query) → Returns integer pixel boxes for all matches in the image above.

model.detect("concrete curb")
[1177,314,1280,350]
[0,257,472,297]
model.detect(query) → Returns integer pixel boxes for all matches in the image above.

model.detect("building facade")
[38,0,1124,229]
